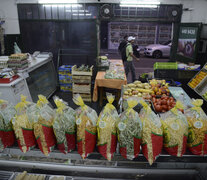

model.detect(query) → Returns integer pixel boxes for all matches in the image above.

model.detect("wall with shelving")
[108,22,172,49]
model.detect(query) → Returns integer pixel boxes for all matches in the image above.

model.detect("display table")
[0,53,57,104]
[93,60,127,105]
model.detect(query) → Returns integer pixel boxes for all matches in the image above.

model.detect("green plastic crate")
[154,62,178,70]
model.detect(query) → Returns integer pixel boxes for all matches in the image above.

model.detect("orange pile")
[189,71,207,89]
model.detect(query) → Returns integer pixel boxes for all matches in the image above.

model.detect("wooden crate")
[72,65,93,76]
[72,75,91,84]
[73,93,91,102]
[72,83,91,94]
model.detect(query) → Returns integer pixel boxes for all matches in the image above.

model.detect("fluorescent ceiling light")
[120,4,158,8]
[43,4,82,7]
[39,0,77,4]
[120,0,160,5]
[72,13,92,16]
[66,10,89,12]
[120,0,160,7]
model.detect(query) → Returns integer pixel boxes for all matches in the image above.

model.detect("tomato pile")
[152,95,176,113]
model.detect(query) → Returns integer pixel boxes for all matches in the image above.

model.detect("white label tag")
[99,121,106,129]
[118,122,126,131]
[194,121,203,129]
[171,123,179,131]
[76,118,81,125]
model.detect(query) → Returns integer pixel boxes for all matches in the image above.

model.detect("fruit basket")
[72,65,93,76]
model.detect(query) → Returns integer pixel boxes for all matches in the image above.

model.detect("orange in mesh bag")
[161,101,188,157]
[185,99,207,155]
[73,94,98,159]
[97,93,118,161]
[139,100,163,165]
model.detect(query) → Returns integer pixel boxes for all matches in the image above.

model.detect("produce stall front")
[93,59,127,105]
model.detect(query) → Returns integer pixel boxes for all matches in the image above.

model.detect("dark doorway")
[100,21,109,49]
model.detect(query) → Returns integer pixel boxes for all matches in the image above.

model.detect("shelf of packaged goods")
[188,70,207,90]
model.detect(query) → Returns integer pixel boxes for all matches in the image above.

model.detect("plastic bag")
[33,95,56,156]
[161,101,188,157]
[117,97,142,160]
[139,100,163,165]
[97,93,119,161]
[0,99,16,151]
[12,95,36,153]
[73,94,98,159]
[53,96,76,154]
[185,99,207,155]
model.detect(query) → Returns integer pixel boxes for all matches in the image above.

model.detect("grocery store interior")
[0,0,207,179]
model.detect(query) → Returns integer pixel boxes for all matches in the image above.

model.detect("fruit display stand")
[188,63,207,101]
[72,65,93,102]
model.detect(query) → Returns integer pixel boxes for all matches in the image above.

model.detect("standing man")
[118,35,128,54]
[125,36,139,82]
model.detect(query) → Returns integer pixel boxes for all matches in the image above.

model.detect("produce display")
[105,69,125,80]
[32,95,56,156]
[73,64,91,72]
[123,81,153,100]
[161,101,188,157]
[118,98,142,160]
[150,79,170,96]
[149,79,177,113]
[185,99,207,155]
[105,61,125,80]
[0,90,207,162]
[152,95,176,113]
[8,53,29,70]
[53,97,76,154]
[0,99,16,150]
[139,100,163,165]
[97,93,118,161]
[73,94,98,159]
[188,71,207,89]
[12,95,36,153]
[15,171,45,180]
[203,91,207,101]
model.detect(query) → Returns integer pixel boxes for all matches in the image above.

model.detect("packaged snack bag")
[161,101,188,157]
[117,97,142,160]
[53,96,76,154]
[97,93,119,161]
[139,100,163,165]
[12,95,36,153]
[33,95,56,156]
[185,99,207,155]
[0,99,16,151]
[73,94,98,159]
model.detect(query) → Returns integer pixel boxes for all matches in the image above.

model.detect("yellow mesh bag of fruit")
[185,99,207,155]
[161,101,188,157]
[12,95,36,153]
[139,100,163,165]
[33,95,56,156]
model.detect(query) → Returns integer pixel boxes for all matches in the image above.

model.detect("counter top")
[17,56,51,74]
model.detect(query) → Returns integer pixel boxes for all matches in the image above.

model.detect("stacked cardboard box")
[58,65,73,92]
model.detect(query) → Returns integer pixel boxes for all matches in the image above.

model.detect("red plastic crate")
[0,75,19,83]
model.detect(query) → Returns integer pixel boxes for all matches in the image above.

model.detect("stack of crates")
[72,65,93,102]
[58,65,73,92]
[154,62,178,79]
